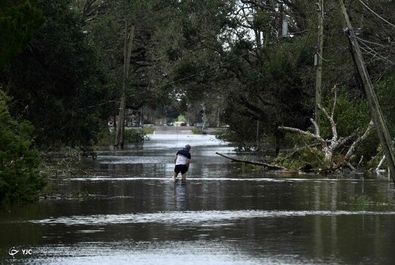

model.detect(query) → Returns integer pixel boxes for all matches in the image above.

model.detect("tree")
[0,90,45,203]
[202,1,316,152]
[279,88,373,170]
[1,0,110,147]
[0,0,43,69]
[77,0,186,147]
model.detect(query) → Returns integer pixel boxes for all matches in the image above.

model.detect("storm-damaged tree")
[278,86,374,171]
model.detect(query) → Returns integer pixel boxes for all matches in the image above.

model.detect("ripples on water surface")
[1,133,395,265]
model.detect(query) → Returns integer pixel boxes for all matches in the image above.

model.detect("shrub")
[97,127,155,146]
[124,128,144,144]
[0,91,45,203]
[143,127,155,135]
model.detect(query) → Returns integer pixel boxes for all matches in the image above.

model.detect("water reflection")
[174,180,189,211]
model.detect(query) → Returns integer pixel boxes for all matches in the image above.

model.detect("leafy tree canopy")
[1,0,110,147]
[0,0,43,69]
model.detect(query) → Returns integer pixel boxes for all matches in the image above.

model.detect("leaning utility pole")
[115,21,135,149]
[315,0,324,123]
[339,0,395,185]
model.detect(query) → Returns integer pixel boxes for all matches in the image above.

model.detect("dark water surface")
[1,133,395,265]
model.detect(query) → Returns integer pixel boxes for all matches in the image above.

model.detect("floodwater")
[1,131,395,265]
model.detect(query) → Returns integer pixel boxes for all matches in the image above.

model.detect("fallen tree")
[215,152,285,170]
[278,87,374,171]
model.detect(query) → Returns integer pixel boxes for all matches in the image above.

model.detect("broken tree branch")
[215,152,285,170]
[310,118,320,137]
[376,155,386,172]
[279,103,373,171]
[318,103,338,144]
[279,125,326,146]
[344,120,374,161]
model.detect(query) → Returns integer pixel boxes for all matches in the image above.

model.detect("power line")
[355,36,390,49]
[358,0,395,28]
[358,39,395,65]
[359,43,395,65]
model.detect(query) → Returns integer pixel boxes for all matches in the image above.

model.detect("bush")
[0,91,45,203]
[124,128,144,144]
[96,127,154,146]
[143,127,155,135]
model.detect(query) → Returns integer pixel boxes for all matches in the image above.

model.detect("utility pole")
[339,0,395,185]
[315,0,324,124]
[115,21,135,149]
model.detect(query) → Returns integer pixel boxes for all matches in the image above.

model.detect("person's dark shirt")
[176,148,191,159]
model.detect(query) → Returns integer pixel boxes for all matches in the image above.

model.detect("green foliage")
[216,126,257,152]
[279,90,375,169]
[275,147,325,170]
[221,33,315,151]
[124,129,144,144]
[79,0,189,129]
[0,91,45,203]
[95,128,113,146]
[2,0,110,147]
[319,90,370,139]
[177,114,186,122]
[364,75,395,169]
[377,75,395,135]
[143,127,155,135]
[0,0,43,69]
[254,10,272,32]
[97,127,152,146]
[192,127,206,135]
[1,0,393,166]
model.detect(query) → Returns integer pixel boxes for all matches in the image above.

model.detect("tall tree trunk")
[115,21,135,149]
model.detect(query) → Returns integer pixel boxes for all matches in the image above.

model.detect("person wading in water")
[173,144,191,181]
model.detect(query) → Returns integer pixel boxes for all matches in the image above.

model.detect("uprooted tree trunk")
[278,87,374,171]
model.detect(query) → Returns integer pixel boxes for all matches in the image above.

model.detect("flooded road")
[1,132,395,264]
